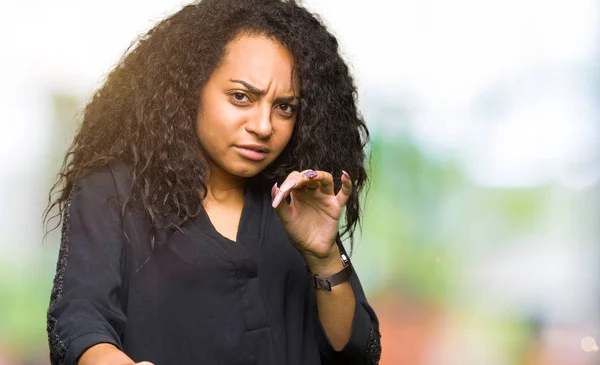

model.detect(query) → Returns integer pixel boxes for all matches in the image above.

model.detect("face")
[196,34,299,182]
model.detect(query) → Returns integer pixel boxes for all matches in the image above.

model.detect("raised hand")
[271,169,352,267]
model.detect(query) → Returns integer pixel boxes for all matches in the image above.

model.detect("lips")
[237,144,270,153]
[234,145,269,161]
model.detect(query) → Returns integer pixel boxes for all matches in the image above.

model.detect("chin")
[229,164,266,179]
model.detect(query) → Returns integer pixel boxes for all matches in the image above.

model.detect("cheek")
[197,102,236,139]
[196,112,222,153]
[201,100,243,133]
[272,123,295,152]
[281,122,296,142]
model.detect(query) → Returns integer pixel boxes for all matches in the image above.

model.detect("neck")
[204,166,247,206]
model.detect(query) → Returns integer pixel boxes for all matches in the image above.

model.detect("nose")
[245,104,273,139]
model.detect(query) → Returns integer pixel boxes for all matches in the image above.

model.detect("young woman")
[45,0,381,364]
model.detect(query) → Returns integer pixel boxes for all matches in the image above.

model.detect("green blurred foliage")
[360,134,465,302]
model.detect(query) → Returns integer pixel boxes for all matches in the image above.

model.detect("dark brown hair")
[45,0,370,249]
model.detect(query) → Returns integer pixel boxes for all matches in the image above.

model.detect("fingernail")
[302,170,318,180]
[342,170,351,179]
[279,179,297,193]
[271,182,278,198]
[272,191,284,208]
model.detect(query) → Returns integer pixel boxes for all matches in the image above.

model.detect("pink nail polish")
[342,170,350,179]
[280,179,297,193]
[271,183,278,198]
[302,170,318,180]
[272,191,284,208]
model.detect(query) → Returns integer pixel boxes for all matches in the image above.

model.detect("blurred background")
[0,0,598,364]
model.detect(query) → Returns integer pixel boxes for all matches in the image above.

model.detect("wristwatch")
[306,252,353,291]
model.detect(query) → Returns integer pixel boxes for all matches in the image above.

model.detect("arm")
[271,170,381,364]
[78,344,134,365]
[47,167,134,365]
[306,243,355,350]
[308,240,382,365]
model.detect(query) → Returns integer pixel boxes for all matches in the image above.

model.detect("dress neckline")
[198,183,260,245]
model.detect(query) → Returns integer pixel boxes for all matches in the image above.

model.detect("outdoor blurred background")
[1,0,598,364]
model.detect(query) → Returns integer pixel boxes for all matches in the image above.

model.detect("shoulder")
[68,163,136,223]
[73,162,133,201]
[70,163,155,255]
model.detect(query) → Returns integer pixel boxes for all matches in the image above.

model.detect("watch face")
[341,253,349,266]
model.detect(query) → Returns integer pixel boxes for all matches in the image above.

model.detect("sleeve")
[316,239,382,365]
[47,167,128,365]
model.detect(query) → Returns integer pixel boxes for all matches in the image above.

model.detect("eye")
[277,103,297,115]
[231,92,250,104]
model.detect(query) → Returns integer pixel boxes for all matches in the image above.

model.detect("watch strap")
[307,253,353,291]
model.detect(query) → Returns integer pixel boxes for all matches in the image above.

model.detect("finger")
[336,170,353,207]
[272,184,291,221]
[272,180,293,208]
[304,178,321,190]
[285,170,332,193]
[313,170,334,195]
[299,170,334,195]
[295,170,321,191]
[278,171,302,193]
[272,170,303,208]
[272,169,329,208]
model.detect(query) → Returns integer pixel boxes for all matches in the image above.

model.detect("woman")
[45,0,381,364]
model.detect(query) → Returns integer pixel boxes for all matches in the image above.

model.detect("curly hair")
[44,0,370,250]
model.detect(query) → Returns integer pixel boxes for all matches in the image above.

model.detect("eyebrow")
[229,79,299,103]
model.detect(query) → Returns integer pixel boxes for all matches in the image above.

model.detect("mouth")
[234,145,269,161]
[237,144,270,153]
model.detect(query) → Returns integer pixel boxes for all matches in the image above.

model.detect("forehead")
[215,34,299,92]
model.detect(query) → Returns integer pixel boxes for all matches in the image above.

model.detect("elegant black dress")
[47,164,381,365]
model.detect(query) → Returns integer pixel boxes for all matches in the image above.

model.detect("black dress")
[47,164,381,365]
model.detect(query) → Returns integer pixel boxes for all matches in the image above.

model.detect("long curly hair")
[44,0,370,249]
